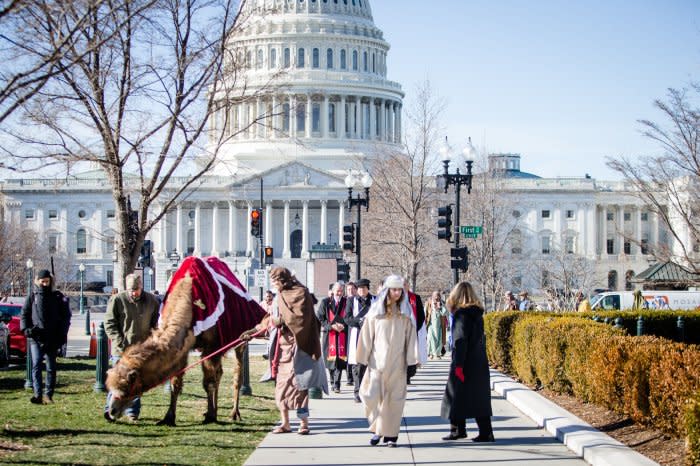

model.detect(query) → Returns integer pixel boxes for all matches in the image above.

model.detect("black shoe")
[370,435,381,446]
[386,440,397,447]
[333,387,341,393]
[30,396,43,405]
[472,433,495,442]
[354,395,361,403]
[442,432,467,440]
[104,411,115,423]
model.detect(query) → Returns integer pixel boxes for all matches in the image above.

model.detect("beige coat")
[355,312,417,437]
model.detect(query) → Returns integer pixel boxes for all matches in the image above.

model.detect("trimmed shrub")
[484,311,523,372]
[686,389,700,466]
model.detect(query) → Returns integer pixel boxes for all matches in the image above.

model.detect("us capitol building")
[0,0,691,295]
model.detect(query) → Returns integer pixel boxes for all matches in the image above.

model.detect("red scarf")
[409,292,418,321]
[327,298,347,361]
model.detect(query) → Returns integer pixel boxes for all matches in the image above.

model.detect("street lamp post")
[439,137,475,287]
[25,258,33,390]
[79,263,90,335]
[241,257,254,396]
[344,171,373,280]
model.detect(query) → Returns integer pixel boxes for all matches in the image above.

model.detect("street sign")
[460,225,483,234]
[254,269,267,288]
[463,233,479,239]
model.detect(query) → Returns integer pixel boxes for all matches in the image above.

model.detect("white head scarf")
[368,274,415,324]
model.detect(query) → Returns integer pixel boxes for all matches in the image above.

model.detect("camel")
[105,256,268,425]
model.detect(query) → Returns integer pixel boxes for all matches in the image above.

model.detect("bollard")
[592,315,600,322]
[636,315,645,336]
[24,340,33,390]
[240,345,252,396]
[94,322,109,392]
[677,316,685,343]
[603,317,610,325]
[614,317,624,330]
[84,307,91,336]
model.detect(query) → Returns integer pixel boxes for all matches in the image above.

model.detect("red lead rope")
[133,328,268,396]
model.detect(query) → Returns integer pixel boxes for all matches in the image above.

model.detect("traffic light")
[250,208,262,237]
[264,246,274,265]
[438,205,453,241]
[450,246,468,272]
[342,224,355,252]
[337,260,351,282]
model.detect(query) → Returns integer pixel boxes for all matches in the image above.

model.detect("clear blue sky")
[371,0,700,180]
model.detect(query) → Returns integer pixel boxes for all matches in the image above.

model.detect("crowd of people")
[18,265,496,447]
[247,267,495,447]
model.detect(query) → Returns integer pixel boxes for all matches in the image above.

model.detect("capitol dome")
[211,0,404,176]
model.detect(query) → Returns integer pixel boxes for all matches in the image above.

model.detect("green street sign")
[463,233,479,239]
[460,225,483,234]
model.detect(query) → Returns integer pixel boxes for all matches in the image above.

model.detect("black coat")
[440,304,492,421]
[21,287,71,351]
[316,296,348,370]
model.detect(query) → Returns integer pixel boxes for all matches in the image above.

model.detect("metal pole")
[453,181,461,287]
[259,177,264,302]
[356,195,362,281]
[94,322,108,392]
[241,346,252,395]
[24,264,33,390]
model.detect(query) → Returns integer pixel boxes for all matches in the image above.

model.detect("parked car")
[0,303,26,358]
[0,321,9,367]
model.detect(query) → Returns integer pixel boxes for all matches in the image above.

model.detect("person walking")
[103,274,160,422]
[244,267,327,435]
[20,269,71,404]
[345,278,373,402]
[356,274,417,448]
[404,280,426,382]
[344,281,358,386]
[441,281,494,442]
[316,282,348,393]
[426,291,448,359]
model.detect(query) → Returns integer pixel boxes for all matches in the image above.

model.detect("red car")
[0,303,27,358]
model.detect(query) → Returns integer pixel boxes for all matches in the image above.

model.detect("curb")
[490,370,659,466]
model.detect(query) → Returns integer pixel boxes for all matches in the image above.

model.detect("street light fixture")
[344,170,372,281]
[439,137,475,286]
[79,263,90,335]
[25,258,33,390]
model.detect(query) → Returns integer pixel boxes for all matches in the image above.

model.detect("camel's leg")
[157,373,184,426]
[231,345,245,421]
[202,353,223,424]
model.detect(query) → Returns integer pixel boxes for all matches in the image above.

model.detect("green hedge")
[582,309,700,343]
[485,311,700,461]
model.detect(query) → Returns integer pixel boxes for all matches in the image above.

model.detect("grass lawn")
[0,354,278,465]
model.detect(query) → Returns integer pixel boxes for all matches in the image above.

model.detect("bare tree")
[528,247,597,310]
[607,83,700,272]
[0,0,279,286]
[361,80,449,292]
[0,219,44,296]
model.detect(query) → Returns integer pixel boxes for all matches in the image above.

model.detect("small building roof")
[633,261,700,289]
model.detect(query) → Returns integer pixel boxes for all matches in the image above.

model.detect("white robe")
[355,312,417,437]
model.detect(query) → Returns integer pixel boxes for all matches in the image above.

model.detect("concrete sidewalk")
[244,360,590,466]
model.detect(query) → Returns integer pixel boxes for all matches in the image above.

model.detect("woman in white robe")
[356,275,418,448]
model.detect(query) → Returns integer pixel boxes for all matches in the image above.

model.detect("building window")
[48,235,58,254]
[282,103,290,132]
[511,229,522,254]
[541,210,550,219]
[106,236,115,256]
[296,102,305,133]
[624,212,631,221]
[340,49,346,69]
[186,229,194,255]
[641,212,649,221]
[352,50,358,70]
[541,236,551,254]
[565,236,575,254]
[566,210,575,219]
[372,52,375,73]
[363,51,367,71]
[606,212,614,221]
[270,48,277,68]
[312,48,319,68]
[48,209,58,219]
[541,270,550,288]
[78,209,87,218]
[328,103,336,132]
[625,270,635,291]
[256,48,263,69]
[606,238,614,254]
[623,241,631,254]
[106,210,115,218]
[76,229,87,254]
[106,270,113,287]
[24,209,35,219]
[512,210,521,218]
[297,47,305,68]
[326,48,333,69]
[641,238,649,255]
[608,270,618,290]
[283,48,291,68]
[312,103,321,132]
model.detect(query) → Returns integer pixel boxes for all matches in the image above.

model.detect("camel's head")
[105,360,142,421]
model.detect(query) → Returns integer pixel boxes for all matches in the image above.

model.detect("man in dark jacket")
[344,278,373,402]
[316,282,348,393]
[20,269,71,404]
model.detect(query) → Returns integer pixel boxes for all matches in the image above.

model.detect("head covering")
[384,274,404,289]
[125,274,142,290]
[519,290,529,297]
[37,269,52,279]
[356,278,370,288]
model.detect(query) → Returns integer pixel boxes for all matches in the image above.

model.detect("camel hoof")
[157,418,176,427]
[202,415,217,424]
[231,410,241,422]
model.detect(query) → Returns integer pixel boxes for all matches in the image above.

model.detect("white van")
[590,290,700,311]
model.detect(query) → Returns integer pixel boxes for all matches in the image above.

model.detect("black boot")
[441,424,466,440]
[473,417,495,442]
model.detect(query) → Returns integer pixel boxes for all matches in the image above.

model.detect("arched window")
[297,48,305,68]
[256,48,263,69]
[352,50,358,70]
[76,229,87,254]
[511,229,522,254]
[282,103,290,133]
[328,103,336,132]
[312,103,321,132]
[283,48,291,68]
[312,48,319,68]
[270,48,277,68]
[608,270,618,290]
[296,102,305,133]
[186,229,195,255]
[625,270,635,291]
[340,49,346,69]
[363,51,368,71]
[372,51,375,73]
[327,48,333,69]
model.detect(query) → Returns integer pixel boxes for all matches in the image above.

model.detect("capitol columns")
[228,201,237,256]
[283,201,291,258]
[211,202,219,257]
[320,200,328,243]
[265,201,273,246]
[301,200,309,258]
[176,205,183,257]
[194,203,202,256]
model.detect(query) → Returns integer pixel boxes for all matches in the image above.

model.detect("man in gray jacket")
[103,274,160,421]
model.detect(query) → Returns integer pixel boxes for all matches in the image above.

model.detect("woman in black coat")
[440,281,494,442]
